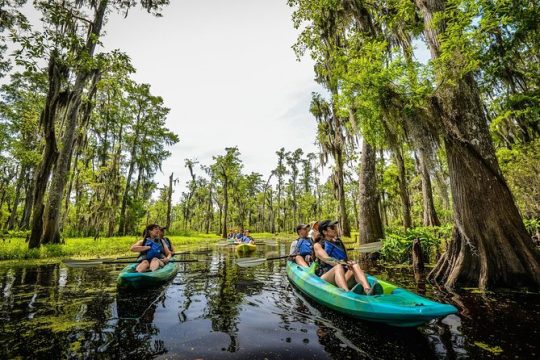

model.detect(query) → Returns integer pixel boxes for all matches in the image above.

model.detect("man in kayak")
[314,220,381,295]
[290,223,314,267]
[160,226,174,253]
[131,224,173,273]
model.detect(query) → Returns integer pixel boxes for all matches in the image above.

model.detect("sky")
[99,0,324,200]
[8,0,431,201]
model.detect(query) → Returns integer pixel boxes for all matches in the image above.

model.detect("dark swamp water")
[1,242,539,359]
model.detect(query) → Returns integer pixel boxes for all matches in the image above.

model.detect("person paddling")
[314,220,381,295]
[130,224,173,273]
[290,223,314,267]
[242,230,254,244]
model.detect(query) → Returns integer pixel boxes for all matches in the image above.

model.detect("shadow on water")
[0,241,539,359]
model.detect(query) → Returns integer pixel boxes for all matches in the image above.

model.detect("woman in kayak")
[314,220,380,295]
[131,224,173,273]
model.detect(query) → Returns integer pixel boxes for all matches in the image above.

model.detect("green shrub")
[380,225,452,264]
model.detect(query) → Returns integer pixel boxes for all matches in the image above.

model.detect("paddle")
[63,258,204,268]
[346,241,383,253]
[236,255,289,268]
[94,249,211,261]
[236,241,383,268]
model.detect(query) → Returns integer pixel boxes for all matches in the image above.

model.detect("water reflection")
[0,242,539,359]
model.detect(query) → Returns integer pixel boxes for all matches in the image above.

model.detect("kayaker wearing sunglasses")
[130,224,173,273]
[314,220,381,295]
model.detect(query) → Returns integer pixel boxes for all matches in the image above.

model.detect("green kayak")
[287,261,457,327]
[117,260,179,289]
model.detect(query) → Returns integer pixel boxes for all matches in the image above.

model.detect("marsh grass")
[0,233,222,261]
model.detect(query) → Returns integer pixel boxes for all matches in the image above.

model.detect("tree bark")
[393,146,412,229]
[19,168,34,230]
[335,149,351,237]
[358,140,384,245]
[28,55,63,249]
[417,148,440,226]
[7,165,26,230]
[40,0,108,244]
[221,172,229,239]
[416,0,540,288]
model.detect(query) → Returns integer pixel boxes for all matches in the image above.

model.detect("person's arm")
[313,242,342,266]
[289,240,298,256]
[161,239,172,263]
[131,240,149,253]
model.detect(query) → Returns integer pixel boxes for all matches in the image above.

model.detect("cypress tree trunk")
[40,0,108,244]
[28,56,63,249]
[358,140,384,244]
[417,148,440,226]
[222,175,229,239]
[393,146,412,229]
[336,150,351,237]
[7,165,26,230]
[19,169,34,230]
[416,0,540,288]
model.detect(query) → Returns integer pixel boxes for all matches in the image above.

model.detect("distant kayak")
[236,243,256,253]
[117,259,179,289]
[287,261,457,327]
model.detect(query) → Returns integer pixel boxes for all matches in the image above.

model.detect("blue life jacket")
[242,236,252,243]
[236,233,243,239]
[318,238,347,273]
[295,237,313,257]
[324,239,347,261]
[143,238,164,260]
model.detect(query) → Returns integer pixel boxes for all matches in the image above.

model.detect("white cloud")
[99,0,323,200]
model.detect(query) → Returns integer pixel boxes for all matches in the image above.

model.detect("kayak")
[236,243,256,253]
[286,261,457,327]
[117,259,179,289]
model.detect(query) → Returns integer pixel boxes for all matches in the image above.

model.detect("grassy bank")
[0,232,222,261]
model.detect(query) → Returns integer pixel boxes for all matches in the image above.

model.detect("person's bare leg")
[136,260,149,273]
[149,258,161,271]
[321,265,348,290]
[295,255,308,267]
[351,263,371,291]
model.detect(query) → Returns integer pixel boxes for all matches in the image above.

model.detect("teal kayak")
[117,260,179,289]
[286,261,457,327]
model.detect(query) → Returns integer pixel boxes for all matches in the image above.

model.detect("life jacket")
[142,237,164,260]
[317,238,348,273]
[294,237,313,257]
[242,236,252,243]
[236,233,243,239]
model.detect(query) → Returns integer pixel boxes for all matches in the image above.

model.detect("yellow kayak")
[236,243,256,253]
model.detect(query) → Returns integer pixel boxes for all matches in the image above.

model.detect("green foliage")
[497,140,540,218]
[523,218,540,237]
[380,225,452,264]
[0,233,221,261]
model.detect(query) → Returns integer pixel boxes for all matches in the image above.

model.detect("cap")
[318,220,339,233]
[309,221,319,230]
[295,224,310,233]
